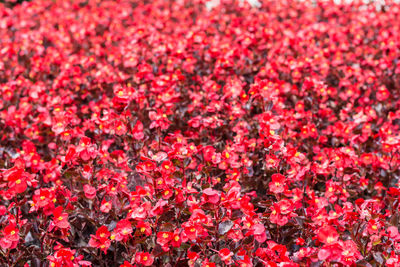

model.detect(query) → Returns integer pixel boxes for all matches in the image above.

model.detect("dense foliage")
[1,0,400,266]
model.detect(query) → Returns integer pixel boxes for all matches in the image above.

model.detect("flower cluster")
[1,0,400,266]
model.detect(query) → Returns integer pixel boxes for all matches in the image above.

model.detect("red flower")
[96,226,111,239]
[317,226,339,244]
[83,184,96,199]
[89,226,111,253]
[171,230,182,248]
[100,199,112,213]
[135,252,154,266]
[52,206,69,229]
[128,205,148,220]
[148,110,170,130]
[5,167,27,194]
[360,153,375,166]
[251,223,267,243]
[132,120,144,140]
[219,248,233,264]
[270,199,294,226]
[0,237,17,250]
[157,231,173,250]
[296,237,305,246]
[269,173,287,194]
[376,85,390,101]
[76,137,98,161]
[111,219,132,242]
[137,221,152,236]
[120,261,132,267]
[47,243,89,267]
[2,223,20,249]
[161,160,175,173]
[201,188,220,204]
[114,120,127,136]
[201,260,215,267]
[0,206,6,216]
[367,219,380,234]
[161,188,174,200]
[182,223,200,241]
[31,188,56,212]
[339,240,362,265]
[47,245,77,267]
[3,224,19,242]
[203,146,216,162]
[136,161,156,174]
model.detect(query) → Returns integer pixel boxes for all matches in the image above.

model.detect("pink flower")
[219,248,233,264]
[83,184,96,199]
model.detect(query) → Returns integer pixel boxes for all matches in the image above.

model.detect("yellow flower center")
[326,236,335,243]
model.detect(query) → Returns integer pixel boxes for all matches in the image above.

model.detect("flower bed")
[1,0,400,266]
